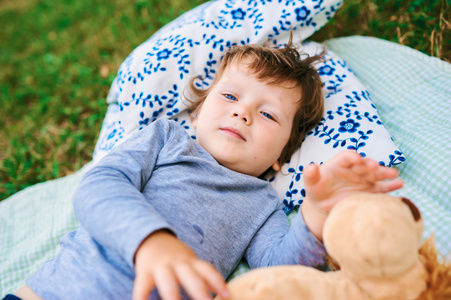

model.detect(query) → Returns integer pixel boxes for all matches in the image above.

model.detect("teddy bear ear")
[401,197,421,222]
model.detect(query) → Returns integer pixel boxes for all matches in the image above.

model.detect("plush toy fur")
[216,193,451,300]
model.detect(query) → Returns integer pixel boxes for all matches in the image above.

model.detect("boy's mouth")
[220,127,246,141]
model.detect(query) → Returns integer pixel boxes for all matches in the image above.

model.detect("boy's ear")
[271,161,281,172]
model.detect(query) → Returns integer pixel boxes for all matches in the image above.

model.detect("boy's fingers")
[175,263,213,300]
[154,267,181,300]
[350,160,375,176]
[353,160,391,182]
[376,179,404,193]
[194,261,230,298]
[377,165,400,179]
[133,272,155,300]
[303,163,320,187]
[336,150,361,166]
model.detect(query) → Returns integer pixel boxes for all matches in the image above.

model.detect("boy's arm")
[73,120,175,268]
[244,204,328,270]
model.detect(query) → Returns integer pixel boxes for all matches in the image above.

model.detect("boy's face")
[193,61,300,177]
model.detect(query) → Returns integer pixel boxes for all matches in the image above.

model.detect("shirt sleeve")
[244,204,328,270]
[73,120,177,269]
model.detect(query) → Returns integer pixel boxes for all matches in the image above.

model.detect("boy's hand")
[133,230,229,300]
[301,151,404,241]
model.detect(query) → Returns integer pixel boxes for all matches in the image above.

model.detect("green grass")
[310,0,450,59]
[0,0,449,200]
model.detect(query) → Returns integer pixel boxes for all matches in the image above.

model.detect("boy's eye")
[224,94,237,101]
[261,112,275,120]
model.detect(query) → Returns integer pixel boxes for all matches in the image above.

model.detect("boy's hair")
[186,38,325,166]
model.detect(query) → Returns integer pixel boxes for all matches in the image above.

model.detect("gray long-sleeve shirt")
[27,119,326,299]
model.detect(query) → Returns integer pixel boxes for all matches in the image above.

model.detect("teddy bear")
[216,193,451,300]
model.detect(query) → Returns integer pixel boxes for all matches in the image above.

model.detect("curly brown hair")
[185,37,325,166]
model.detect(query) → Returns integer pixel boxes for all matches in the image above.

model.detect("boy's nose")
[232,109,251,125]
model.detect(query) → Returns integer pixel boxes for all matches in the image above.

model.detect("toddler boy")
[14,41,403,300]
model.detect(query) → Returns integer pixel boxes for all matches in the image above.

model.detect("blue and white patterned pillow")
[93,0,405,213]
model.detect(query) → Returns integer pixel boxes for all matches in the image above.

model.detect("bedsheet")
[1,36,450,296]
